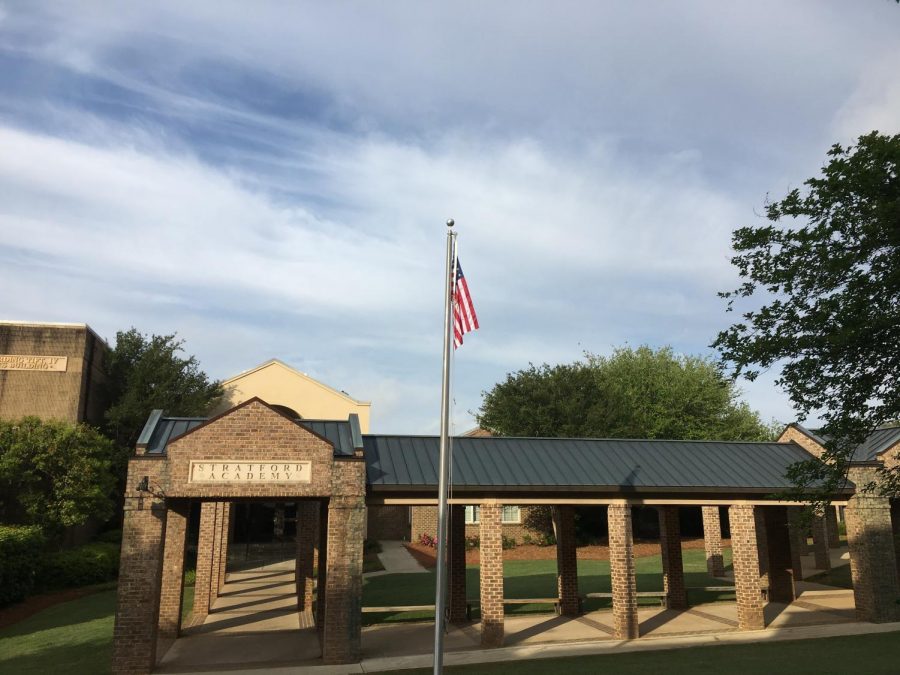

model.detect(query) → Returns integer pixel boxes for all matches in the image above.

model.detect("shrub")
[38,542,120,591]
[0,525,45,605]
[94,529,122,544]
[418,533,436,548]
[465,535,480,550]
[0,417,121,533]
[536,532,556,546]
[502,535,517,550]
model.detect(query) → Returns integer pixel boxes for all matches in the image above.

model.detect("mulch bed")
[0,587,96,630]
[406,537,731,568]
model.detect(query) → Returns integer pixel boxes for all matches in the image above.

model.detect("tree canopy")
[712,131,900,498]
[477,345,773,441]
[104,329,224,448]
[0,418,120,533]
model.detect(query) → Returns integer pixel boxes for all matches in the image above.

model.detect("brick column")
[762,506,797,603]
[826,506,841,548]
[315,502,329,633]
[479,502,504,647]
[658,506,686,610]
[846,496,900,623]
[786,507,805,581]
[701,506,725,577]
[192,502,218,619]
[296,501,319,613]
[157,502,189,640]
[892,500,900,582]
[217,503,231,591]
[555,506,580,616]
[448,504,469,623]
[728,504,764,630]
[322,497,365,664]
[111,498,167,675]
[754,507,769,591]
[811,512,831,571]
[208,502,224,606]
[608,504,638,639]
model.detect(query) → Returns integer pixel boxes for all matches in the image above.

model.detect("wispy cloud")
[1,1,898,432]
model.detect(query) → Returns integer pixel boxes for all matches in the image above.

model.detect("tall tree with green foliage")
[104,329,224,448]
[0,418,120,534]
[477,345,773,441]
[712,131,900,500]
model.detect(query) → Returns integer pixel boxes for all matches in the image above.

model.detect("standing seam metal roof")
[363,435,836,491]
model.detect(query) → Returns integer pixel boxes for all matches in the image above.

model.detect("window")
[463,505,521,524]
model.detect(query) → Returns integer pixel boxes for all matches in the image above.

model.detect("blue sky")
[1,2,898,433]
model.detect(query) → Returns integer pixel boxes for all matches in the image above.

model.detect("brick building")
[0,321,108,425]
[111,398,900,673]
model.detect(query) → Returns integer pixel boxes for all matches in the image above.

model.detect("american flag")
[452,257,479,348]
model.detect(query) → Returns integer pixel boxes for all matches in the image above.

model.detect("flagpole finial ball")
[446,218,454,228]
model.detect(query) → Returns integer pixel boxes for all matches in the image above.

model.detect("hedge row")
[0,525,46,605]
[0,526,122,606]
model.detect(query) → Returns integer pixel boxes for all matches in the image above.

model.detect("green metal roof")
[138,410,362,456]
[794,423,900,463]
[363,435,842,493]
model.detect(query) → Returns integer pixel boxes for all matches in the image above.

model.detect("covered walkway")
[154,558,861,674]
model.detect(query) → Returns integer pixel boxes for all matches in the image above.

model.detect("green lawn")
[806,564,853,589]
[0,588,117,675]
[378,630,900,675]
[362,547,735,624]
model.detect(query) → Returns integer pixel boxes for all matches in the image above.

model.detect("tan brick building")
[0,321,108,425]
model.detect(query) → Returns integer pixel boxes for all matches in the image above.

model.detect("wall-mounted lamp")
[136,476,149,492]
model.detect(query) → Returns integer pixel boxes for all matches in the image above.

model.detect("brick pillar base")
[158,503,189,640]
[786,507,805,582]
[322,497,365,664]
[892,500,900,582]
[448,505,468,623]
[479,503,504,647]
[763,506,797,603]
[826,506,841,548]
[192,502,218,619]
[729,504,765,630]
[296,501,319,613]
[608,504,638,639]
[755,507,769,592]
[315,501,329,635]
[218,503,232,591]
[846,497,900,623]
[111,499,167,675]
[658,506,686,610]
[701,506,725,577]
[555,506,580,616]
[812,513,831,571]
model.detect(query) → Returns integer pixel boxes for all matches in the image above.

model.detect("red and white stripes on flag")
[452,257,478,348]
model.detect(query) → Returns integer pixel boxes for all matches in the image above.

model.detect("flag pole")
[433,218,456,674]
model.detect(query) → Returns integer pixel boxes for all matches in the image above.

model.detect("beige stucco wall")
[210,360,371,432]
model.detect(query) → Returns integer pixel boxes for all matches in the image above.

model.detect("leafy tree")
[0,418,120,534]
[712,132,900,501]
[478,345,773,441]
[104,329,224,448]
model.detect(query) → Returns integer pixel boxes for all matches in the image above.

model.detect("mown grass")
[361,547,736,624]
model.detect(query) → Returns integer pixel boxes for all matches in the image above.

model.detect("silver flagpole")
[433,218,456,674]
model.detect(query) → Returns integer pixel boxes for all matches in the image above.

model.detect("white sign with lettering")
[189,461,312,484]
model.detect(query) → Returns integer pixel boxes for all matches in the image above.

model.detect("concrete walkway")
[157,550,869,675]
[365,540,428,578]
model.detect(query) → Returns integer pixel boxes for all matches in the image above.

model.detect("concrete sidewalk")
[365,540,428,577]
[160,618,900,674]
